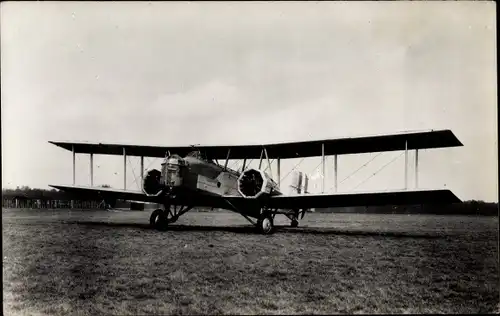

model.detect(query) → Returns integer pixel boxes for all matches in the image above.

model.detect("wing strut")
[72,145,75,209]
[321,143,325,193]
[140,156,144,189]
[72,145,76,185]
[224,149,231,170]
[415,149,419,188]
[90,153,94,186]
[277,158,281,189]
[404,140,408,190]
[264,148,272,178]
[258,149,263,169]
[123,147,127,190]
[333,155,338,192]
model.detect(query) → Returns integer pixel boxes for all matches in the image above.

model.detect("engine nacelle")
[237,168,281,198]
[143,169,164,196]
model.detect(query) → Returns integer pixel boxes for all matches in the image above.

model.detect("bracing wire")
[244,159,253,171]
[127,156,159,190]
[127,156,141,190]
[144,157,159,172]
[307,159,325,180]
[262,159,276,173]
[229,159,240,170]
[327,152,383,193]
[74,154,160,189]
[339,152,382,185]
[350,152,404,191]
[279,157,306,183]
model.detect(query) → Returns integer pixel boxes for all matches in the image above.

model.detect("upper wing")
[49,129,462,160]
[224,189,461,210]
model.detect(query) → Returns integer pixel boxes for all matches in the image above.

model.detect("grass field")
[3,208,499,315]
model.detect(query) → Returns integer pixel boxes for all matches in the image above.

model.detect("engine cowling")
[142,169,164,196]
[237,168,281,198]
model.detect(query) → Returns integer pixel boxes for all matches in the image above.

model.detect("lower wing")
[50,185,461,211]
[224,189,461,210]
[49,184,228,208]
[49,185,161,203]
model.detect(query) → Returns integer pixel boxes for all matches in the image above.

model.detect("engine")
[237,168,281,198]
[142,155,186,196]
[143,169,164,195]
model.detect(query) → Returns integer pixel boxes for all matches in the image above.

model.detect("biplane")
[49,129,463,234]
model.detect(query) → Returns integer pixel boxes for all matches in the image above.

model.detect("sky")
[1,1,497,202]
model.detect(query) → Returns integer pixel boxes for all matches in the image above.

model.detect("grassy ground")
[3,208,498,315]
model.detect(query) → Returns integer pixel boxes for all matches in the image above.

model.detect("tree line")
[2,185,110,201]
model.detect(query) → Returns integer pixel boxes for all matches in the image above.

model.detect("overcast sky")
[1,1,497,202]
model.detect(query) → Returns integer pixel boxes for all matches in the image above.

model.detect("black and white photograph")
[2,1,498,315]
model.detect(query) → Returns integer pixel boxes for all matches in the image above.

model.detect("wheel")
[291,219,299,228]
[257,214,275,235]
[149,209,168,230]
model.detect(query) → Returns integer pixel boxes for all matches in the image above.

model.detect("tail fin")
[288,172,312,219]
[288,171,303,195]
[303,174,309,194]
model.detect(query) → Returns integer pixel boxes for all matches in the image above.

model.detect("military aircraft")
[49,129,463,234]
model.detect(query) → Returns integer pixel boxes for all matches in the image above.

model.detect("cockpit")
[186,150,216,165]
[186,150,206,160]
[186,150,202,158]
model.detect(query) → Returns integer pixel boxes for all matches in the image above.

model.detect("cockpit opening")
[186,150,217,165]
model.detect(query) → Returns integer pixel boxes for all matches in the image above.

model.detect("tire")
[291,219,299,228]
[257,214,275,235]
[149,209,168,231]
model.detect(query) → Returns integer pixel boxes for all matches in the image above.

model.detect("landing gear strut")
[149,204,193,231]
[286,211,300,228]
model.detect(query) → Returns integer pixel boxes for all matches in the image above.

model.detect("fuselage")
[141,150,292,218]
[162,152,241,197]
[143,151,242,198]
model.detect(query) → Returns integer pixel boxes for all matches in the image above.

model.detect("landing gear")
[230,204,276,235]
[257,212,275,235]
[286,211,300,228]
[150,209,168,230]
[149,204,194,231]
